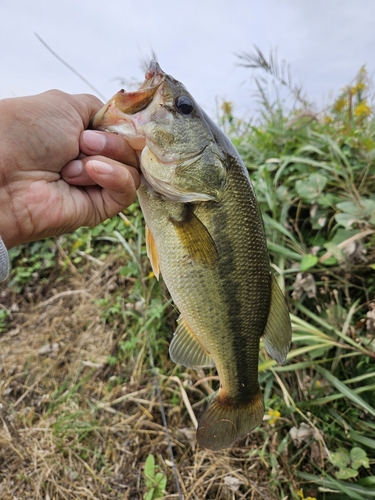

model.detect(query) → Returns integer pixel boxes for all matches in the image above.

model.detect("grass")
[1,59,375,499]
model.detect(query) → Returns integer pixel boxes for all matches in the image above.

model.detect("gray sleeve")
[0,237,10,281]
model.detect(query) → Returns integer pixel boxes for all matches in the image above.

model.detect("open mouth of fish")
[91,60,166,147]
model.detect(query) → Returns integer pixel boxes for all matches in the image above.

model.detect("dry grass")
[0,256,286,500]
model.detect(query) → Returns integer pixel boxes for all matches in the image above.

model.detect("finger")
[85,159,140,191]
[83,159,140,217]
[80,130,139,169]
[68,93,104,127]
[61,159,93,184]
[61,156,140,188]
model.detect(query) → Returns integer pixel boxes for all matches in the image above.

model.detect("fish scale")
[92,60,292,450]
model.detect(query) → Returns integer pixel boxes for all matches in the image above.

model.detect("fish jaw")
[90,60,166,150]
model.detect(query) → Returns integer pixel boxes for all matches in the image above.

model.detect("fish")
[91,61,292,450]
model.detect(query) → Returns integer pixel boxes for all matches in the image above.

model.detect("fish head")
[92,61,228,203]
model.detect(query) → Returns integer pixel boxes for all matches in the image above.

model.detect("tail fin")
[196,390,264,451]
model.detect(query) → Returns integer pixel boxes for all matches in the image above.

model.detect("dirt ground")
[0,258,289,500]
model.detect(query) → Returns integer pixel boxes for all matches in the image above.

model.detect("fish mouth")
[91,60,165,129]
[140,60,165,90]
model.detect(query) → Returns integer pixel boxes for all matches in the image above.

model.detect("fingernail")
[62,159,83,178]
[90,160,113,174]
[82,130,106,152]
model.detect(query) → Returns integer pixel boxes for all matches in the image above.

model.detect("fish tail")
[196,389,264,450]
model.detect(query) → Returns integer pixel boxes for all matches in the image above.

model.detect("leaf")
[330,228,358,245]
[155,473,167,492]
[224,476,244,491]
[144,454,155,483]
[336,198,375,227]
[315,366,375,417]
[296,173,327,203]
[349,430,375,449]
[155,472,167,487]
[336,468,358,480]
[330,448,350,469]
[300,254,318,272]
[262,213,300,244]
[144,489,155,500]
[337,199,375,218]
[323,242,344,261]
[350,447,370,470]
[358,476,375,486]
[321,256,338,266]
[267,241,303,260]
[290,423,315,446]
[335,213,357,228]
[298,471,374,500]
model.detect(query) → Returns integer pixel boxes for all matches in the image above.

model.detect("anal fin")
[262,274,292,365]
[145,225,160,280]
[169,316,215,368]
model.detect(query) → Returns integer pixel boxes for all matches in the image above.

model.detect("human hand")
[0,90,140,249]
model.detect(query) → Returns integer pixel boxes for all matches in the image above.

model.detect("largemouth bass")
[92,61,291,450]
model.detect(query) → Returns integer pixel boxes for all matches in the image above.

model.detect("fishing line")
[34,33,107,102]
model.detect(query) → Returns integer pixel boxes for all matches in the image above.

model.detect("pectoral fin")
[145,225,160,280]
[169,316,215,368]
[170,207,218,266]
[262,274,292,365]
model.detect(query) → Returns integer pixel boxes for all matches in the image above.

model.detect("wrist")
[0,99,22,249]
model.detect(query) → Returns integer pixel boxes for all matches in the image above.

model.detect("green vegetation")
[1,54,374,499]
[143,454,167,500]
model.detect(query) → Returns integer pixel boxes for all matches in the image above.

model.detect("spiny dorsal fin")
[170,207,218,266]
[145,225,160,280]
[262,274,292,365]
[169,316,215,368]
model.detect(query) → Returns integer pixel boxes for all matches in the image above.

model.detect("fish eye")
[175,96,194,115]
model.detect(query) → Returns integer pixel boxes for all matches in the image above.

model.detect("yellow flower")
[296,489,317,500]
[354,102,371,118]
[221,100,233,116]
[353,82,366,93]
[332,95,348,114]
[267,409,281,425]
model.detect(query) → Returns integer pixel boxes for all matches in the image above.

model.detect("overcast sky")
[1,1,374,118]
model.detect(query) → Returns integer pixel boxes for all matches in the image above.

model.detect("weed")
[143,454,167,500]
[0,307,10,333]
